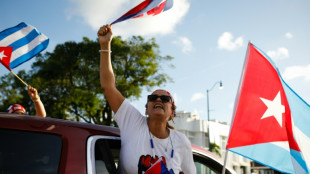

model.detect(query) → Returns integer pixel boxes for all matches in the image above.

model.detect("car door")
[87,136,121,174]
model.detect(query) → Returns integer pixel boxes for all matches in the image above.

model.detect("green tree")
[210,142,222,157]
[0,36,173,125]
[0,70,33,113]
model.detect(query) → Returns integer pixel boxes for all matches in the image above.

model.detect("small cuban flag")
[0,22,49,71]
[110,0,173,25]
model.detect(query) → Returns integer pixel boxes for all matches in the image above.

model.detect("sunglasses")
[147,95,172,103]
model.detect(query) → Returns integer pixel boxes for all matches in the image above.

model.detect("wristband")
[32,97,40,102]
[99,50,112,53]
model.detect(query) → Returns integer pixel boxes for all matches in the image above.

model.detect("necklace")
[149,129,174,158]
[151,134,170,152]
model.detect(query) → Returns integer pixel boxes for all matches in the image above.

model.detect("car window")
[0,129,62,174]
[87,136,121,174]
[193,152,232,174]
[195,161,218,174]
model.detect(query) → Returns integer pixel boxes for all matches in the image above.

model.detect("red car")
[0,113,236,174]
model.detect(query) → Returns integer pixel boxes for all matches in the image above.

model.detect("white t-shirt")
[114,99,196,174]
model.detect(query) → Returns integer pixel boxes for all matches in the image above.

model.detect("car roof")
[0,112,120,137]
[192,144,237,174]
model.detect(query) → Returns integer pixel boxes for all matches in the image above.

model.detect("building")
[171,111,251,174]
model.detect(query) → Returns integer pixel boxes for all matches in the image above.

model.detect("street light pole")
[207,80,223,151]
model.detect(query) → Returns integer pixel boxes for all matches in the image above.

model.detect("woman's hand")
[97,24,113,47]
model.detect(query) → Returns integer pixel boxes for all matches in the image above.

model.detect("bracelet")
[99,50,112,53]
[32,97,40,102]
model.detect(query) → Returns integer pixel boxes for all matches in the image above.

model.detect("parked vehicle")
[192,144,236,174]
[0,113,235,174]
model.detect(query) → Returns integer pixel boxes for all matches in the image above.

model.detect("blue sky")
[1,0,310,123]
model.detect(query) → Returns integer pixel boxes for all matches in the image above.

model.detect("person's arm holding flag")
[27,86,46,117]
[97,25,125,113]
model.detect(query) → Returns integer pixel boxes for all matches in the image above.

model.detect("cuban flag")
[0,22,49,71]
[226,42,310,173]
[110,0,173,25]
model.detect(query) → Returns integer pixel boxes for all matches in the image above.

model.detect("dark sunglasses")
[147,95,172,103]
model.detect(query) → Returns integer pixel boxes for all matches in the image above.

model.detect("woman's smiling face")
[145,89,174,122]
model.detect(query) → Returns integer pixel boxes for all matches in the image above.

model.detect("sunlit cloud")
[66,0,190,37]
[173,37,193,53]
[217,32,243,51]
[267,47,289,60]
[190,92,205,102]
[285,32,293,39]
[283,65,310,81]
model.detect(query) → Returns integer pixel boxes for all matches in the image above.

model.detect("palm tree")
[210,142,221,157]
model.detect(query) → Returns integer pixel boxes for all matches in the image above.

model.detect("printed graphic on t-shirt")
[138,155,174,174]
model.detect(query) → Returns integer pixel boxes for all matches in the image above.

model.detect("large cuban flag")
[110,0,173,25]
[0,22,49,70]
[226,42,310,173]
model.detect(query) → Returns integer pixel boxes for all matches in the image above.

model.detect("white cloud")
[190,92,205,102]
[283,65,310,81]
[66,0,190,37]
[267,47,289,60]
[285,32,293,39]
[217,32,243,51]
[172,37,193,53]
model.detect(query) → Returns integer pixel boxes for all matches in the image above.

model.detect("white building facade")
[171,111,251,174]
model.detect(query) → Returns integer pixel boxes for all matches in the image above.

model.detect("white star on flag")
[0,50,7,61]
[260,91,285,127]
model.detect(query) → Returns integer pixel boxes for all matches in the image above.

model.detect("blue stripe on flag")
[280,75,310,172]
[290,149,309,174]
[9,29,39,51]
[9,39,49,69]
[112,14,140,25]
[0,22,28,41]
[163,0,173,11]
[228,143,294,173]
[281,79,310,138]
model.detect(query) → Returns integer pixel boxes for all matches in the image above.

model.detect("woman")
[98,25,196,173]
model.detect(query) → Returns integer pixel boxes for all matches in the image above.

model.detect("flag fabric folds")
[0,22,49,70]
[226,42,310,173]
[110,0,173,25]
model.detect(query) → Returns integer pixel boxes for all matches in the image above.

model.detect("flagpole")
[221,41,252,174]
[10,70,28,87]
[222,151,229,174]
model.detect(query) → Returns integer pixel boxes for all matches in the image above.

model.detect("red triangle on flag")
[0,47,13,71]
